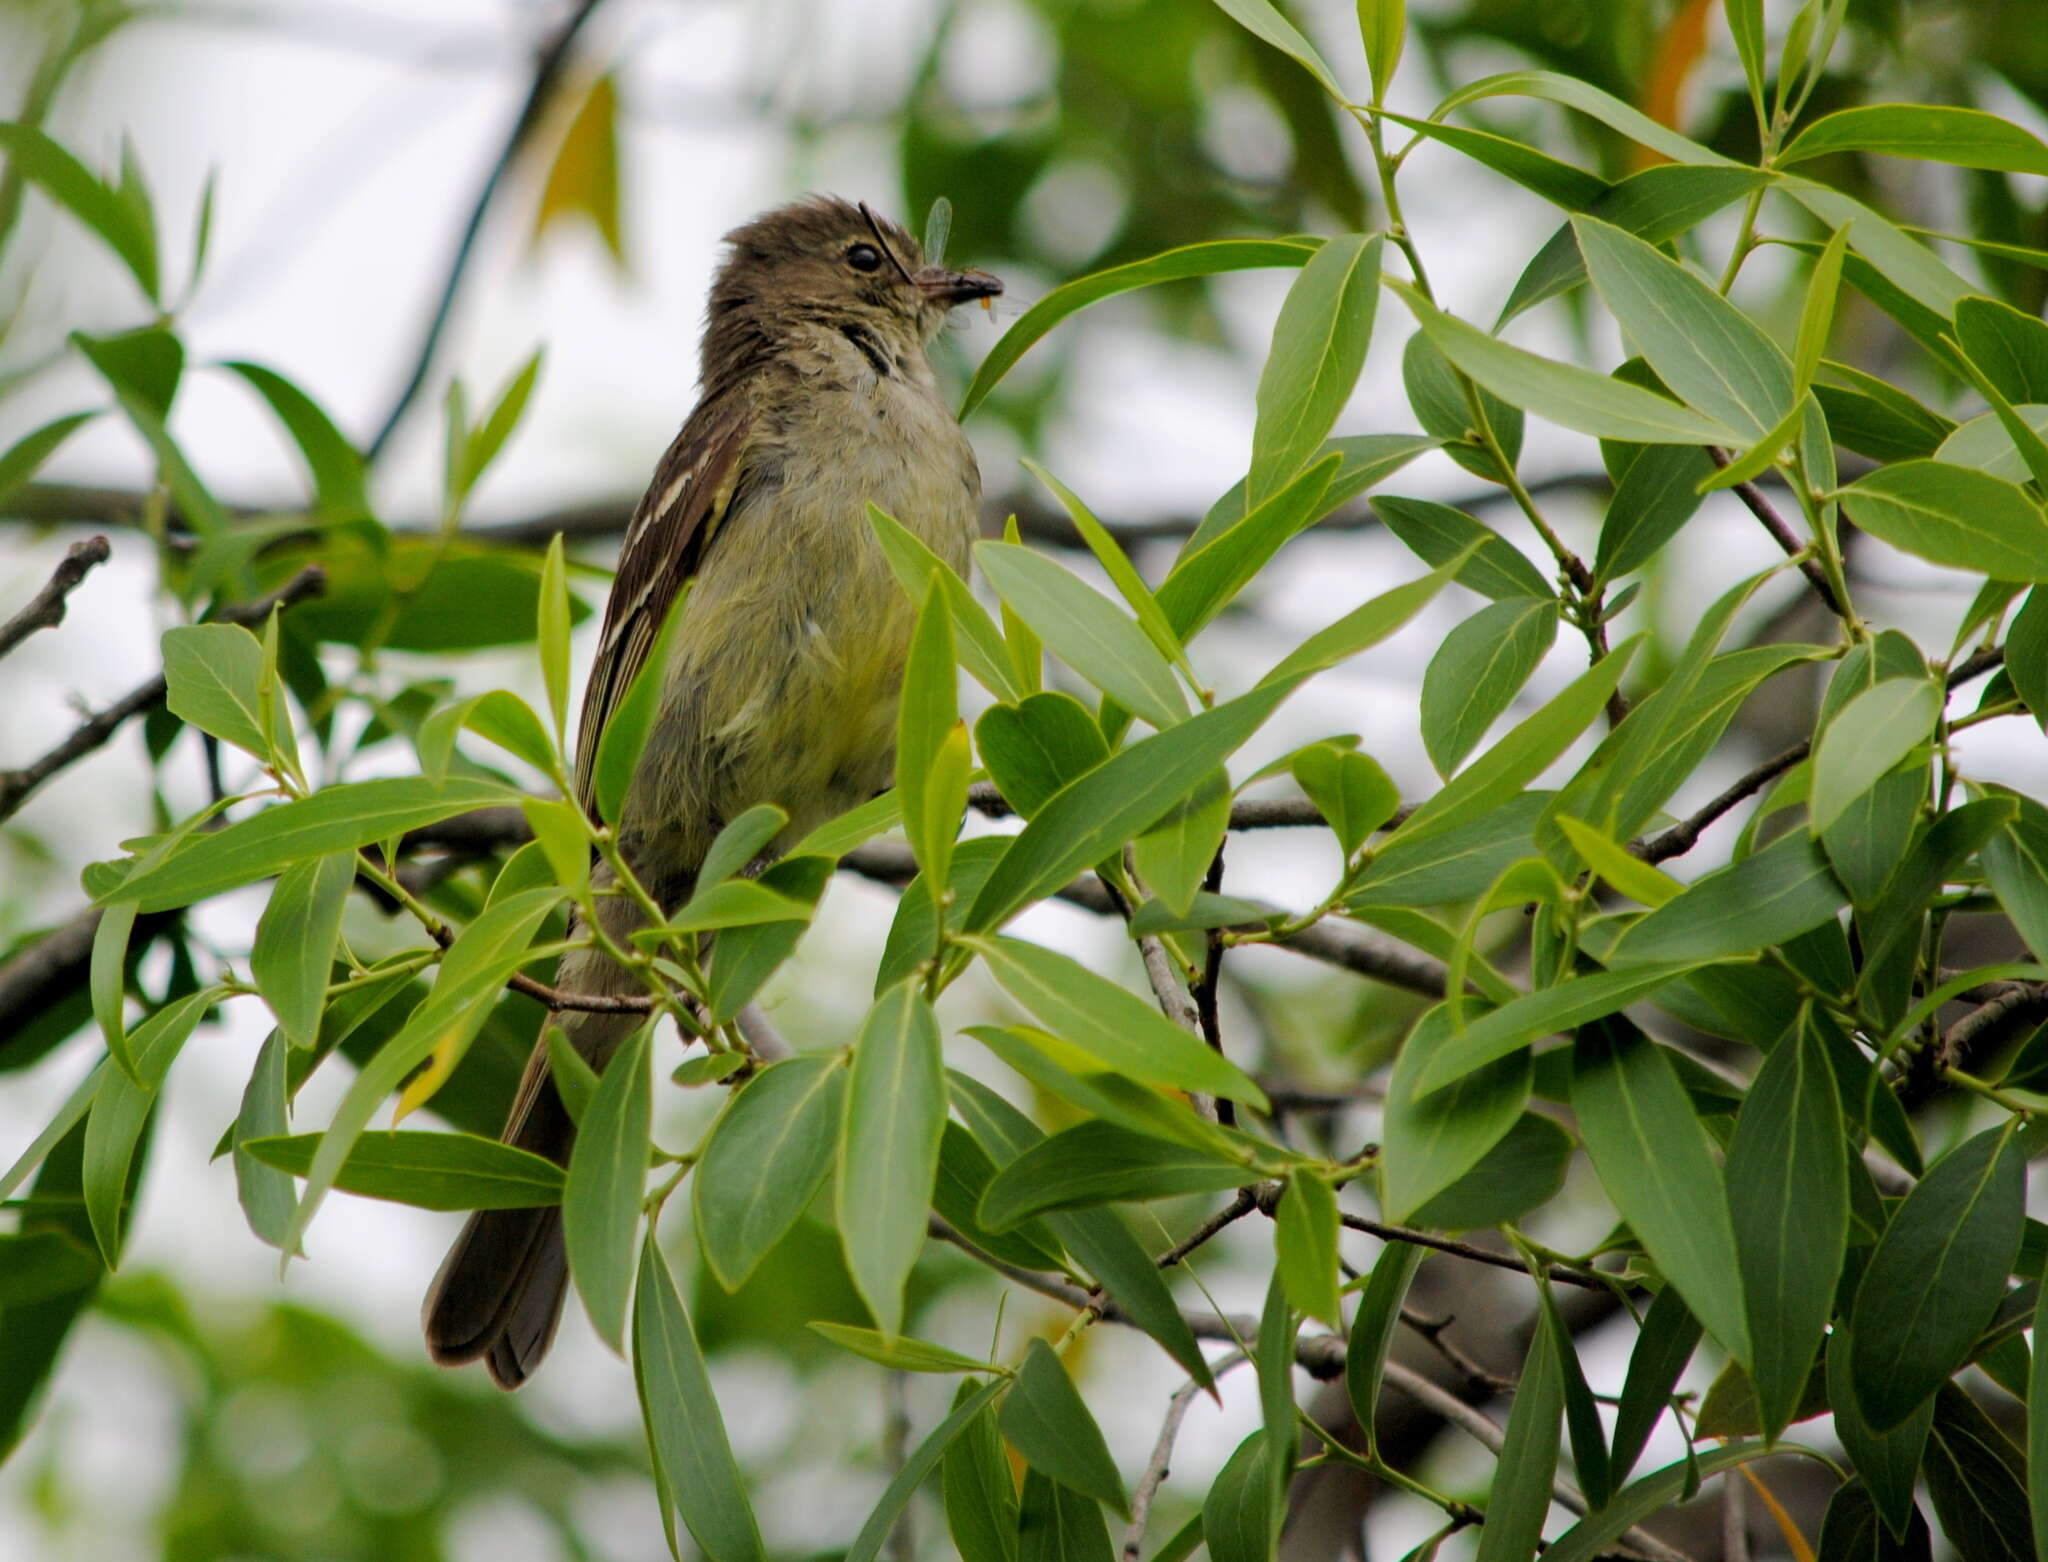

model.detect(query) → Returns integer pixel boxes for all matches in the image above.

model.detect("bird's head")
[703,196,1002,383]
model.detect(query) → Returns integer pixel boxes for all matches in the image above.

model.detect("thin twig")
[1379,1363,1691,1562]
[0,536,110,660]
[1123,1352,1249,1561]
[0,566,327,824]
[1399,1308,1515,1395]
[364,0,607,460]
[1709,448,1843,617]
[1334,1211,1607,1291]
[1635,741,1808,864]
[1156,1188,1260,1269]
[1636,642,2010,866]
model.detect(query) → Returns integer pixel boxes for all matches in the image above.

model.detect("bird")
[421,195,1002,1387]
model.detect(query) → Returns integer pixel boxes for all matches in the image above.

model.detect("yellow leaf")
[532,72,624,266]
[392,1018,469,1123]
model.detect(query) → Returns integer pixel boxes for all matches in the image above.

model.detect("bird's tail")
[422,941,641,1388]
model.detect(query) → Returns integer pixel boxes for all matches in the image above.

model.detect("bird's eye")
[846,243,883,273]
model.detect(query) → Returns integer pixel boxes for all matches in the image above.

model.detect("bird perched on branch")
[422,195,1001,1387]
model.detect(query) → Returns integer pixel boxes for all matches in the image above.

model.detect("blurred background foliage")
[2,0,2046,1558]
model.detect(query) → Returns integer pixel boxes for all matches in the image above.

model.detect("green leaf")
[633,1238,769,1562]
[0,123,158,299]
[1406,1112,1571,1229]
[979,1120,1249,1229]
[233,1032,297,1250]
[1793,227,1852,398]
[944,1381,1019,1562]
[537,534,571,742]
[250,851,354,1047]
[1541,1444,1780,1562]
[1401,325,1524,480]
[1000,1337,1128,1515]
[1159,457,1341,639]
[1203,1433,1276,1562]
[1572,1018,1750,1362]
[82,989,216,1265]
[1924,1384,2031,1562]
[1413,963,1698,1095]
[846,1376,1008,1562]
[1371,495,1552,600]
[975,543,1187,730]
[1381,1005,1527,1218]
[1783,103,2048,175]
[868,505,1023,703]
[1573,215,1795,440]
[243,1130,564,1209]
[693,1054,846,1290]
[1194,433,1439,552]
[1398,287,1739,445]
[1557,816,1681,906]
[2007,591,2048,730]
[161,623,269,759]
[1274,1169,1341,1328]
[809,1321,999,1376]
[102,776,514,912]
[564,1022,650,1351]
[1207,0,1347,101]
[456,349,543,500]
[591,584,692,825]
[960,238,1320,419]
[1290,744,1398,857]
[1421,597,1557,776]
[1018,1469,1115,1562]
[1397,637,1639,844]
[966,1026,1239,1157]
[1611,829,1847,964]
[1435,69,1736,171]
[88,900,137,1084]
[0,412,97,509]
[1251,234,1381,504]
[1828,1329,1933,1539]
[1132,768,1228,916]
[838,982,945,1338]
[1848,1126,2025,1432]
[1346,789,1548,908]
[1609,1286,1701,1488]
[950,1074,1210,1387]
[1501,166,1770,326]
[1784,182,1973,320]
[1813,362,1955,462]
[223,361,370,521]
[975,693,1109,819]
[1955,295,2048,405]
[1377,111,1608,210]
[2028,1279,2048,1562]
[899,578,965,888]
[1259,554,1466,686]
[1023,461,1185,670]
[1472,1298,1563,1562]
[1344,1242,1422,1454]
[1726,1017,1846,1442]
[1818,1481,1932,1562]
[965,679,1295,932]
[967,935,1266,1105]
[1358,0,1404,101]
[1810,678,1941,834]
[932,1117,1069,1273]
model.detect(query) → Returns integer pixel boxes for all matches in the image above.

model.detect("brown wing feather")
[572,397,753,813]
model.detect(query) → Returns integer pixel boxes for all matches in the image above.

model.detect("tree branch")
[0,535,110,660]
[0,566,328,824]
[1123,1353,1248,1561]
[1709,448,1843,618]
[364,0,608,460]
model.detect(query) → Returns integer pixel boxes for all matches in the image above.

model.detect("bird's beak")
[914,266,1004,307]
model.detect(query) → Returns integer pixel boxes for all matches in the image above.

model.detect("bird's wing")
[572,397,755,813]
